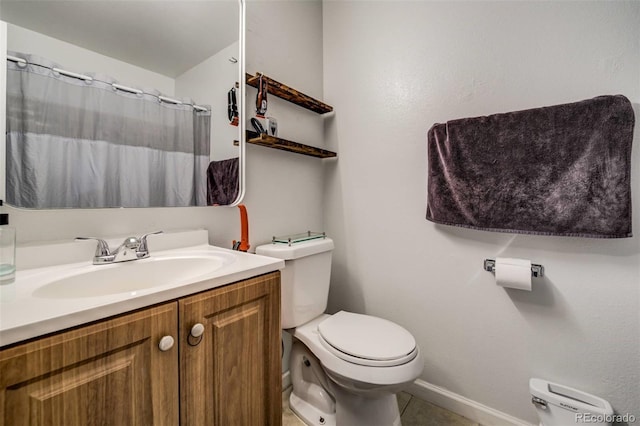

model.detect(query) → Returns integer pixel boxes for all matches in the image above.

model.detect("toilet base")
[290,379,402,426]
[289,341,403,426]
[331,385,401,426]
[290,391,336,426]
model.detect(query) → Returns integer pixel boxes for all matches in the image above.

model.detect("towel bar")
[484,259,544,278]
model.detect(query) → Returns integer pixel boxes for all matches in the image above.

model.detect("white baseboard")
[407,379,534,426]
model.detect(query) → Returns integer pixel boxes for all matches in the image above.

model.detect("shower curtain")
[5,52,211,208]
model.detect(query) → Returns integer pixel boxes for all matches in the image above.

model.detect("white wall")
[242,0,326,244]
[323,1,639,422]
[7,23,174,95]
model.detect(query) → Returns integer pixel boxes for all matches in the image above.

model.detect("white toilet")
[256,236,424,426]
[530,378,614,426]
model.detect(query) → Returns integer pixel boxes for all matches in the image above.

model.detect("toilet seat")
[293,314,424,386]
[317,311,417,367]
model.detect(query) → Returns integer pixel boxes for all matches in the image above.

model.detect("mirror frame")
[0,0,246,208]
[233,0,246,207]
[0,20,6,203]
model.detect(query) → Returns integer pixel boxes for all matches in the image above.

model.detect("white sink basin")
[0,230,285,348]
[33,254,234,299]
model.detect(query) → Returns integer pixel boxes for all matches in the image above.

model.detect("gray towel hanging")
[426,95,635,238]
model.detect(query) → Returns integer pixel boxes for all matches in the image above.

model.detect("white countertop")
[0,230,284,348]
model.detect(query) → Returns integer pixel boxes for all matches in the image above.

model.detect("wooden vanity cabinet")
[0,271,282,426]
[180,271,282,426]
[0,303,179,426]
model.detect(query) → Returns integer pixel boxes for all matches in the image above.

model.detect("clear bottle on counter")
[0,213,16,283]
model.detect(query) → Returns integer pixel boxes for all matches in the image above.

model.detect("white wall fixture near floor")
[322,1,640,423]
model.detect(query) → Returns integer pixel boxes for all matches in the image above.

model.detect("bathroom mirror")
[0,0,245,208]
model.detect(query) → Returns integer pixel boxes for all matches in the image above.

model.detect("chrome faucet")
[76,231,163,264]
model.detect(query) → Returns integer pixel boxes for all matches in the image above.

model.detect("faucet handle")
[138,231,163,254]
[121,236,141,249]
[75,237,111,257]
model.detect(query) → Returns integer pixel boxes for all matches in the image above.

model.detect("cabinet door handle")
[190,323,205,338]
[188,323,205,346]
[158,335,175,352]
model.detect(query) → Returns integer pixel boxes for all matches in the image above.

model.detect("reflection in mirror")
[1,0,244,208]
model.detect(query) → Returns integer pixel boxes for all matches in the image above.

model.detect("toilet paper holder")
[484,259,544,278]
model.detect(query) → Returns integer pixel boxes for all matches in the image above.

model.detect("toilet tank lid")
[256,237,334,260]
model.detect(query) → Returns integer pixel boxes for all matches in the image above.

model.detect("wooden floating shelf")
[246,73,333,115]
[247,131,337,159]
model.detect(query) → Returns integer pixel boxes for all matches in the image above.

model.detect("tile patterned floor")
[283,389,480,426]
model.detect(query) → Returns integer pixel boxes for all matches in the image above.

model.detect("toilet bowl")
[256,236,424,426]
[287,313,423,426]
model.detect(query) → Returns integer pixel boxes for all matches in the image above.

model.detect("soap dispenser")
[0,203,16,283]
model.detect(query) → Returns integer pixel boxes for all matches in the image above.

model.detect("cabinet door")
[180,272,281,426]
[0,303,179,426]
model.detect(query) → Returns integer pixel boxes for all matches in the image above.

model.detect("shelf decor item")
[245,72,336,158]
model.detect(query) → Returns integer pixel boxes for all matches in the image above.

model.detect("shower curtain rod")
[6,55,209,112]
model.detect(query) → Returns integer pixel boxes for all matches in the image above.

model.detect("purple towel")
[207,158,239,206]
[426,95,635,238]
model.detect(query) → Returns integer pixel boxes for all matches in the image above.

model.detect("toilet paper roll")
[495,257,532,291]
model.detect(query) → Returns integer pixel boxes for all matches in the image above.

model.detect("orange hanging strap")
[232,204,250,252]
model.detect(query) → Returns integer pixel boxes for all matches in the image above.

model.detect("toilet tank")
[256,237,334,329]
